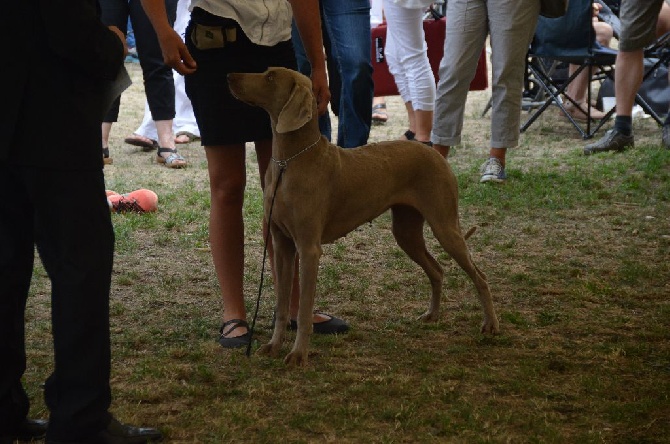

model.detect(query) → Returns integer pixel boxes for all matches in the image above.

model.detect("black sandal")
[218,319,251,349]
[403,130,416,141]
[102,147,113,165]
[288,311,350,335]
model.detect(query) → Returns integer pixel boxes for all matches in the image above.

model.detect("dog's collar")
[270,136,321,170]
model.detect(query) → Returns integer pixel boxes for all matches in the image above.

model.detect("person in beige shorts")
[584,0,670,154]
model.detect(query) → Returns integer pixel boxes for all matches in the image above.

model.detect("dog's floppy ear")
[276,82,313,133]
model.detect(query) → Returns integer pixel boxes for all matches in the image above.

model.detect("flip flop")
[175,131,200,144]
[372,103,388,124]
[124,134,158,152]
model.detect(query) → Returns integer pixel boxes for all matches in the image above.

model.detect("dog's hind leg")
[391,205,444,322]
[429,222,500,334]
[258,226,296,358]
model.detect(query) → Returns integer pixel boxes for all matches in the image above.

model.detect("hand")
[108,25,128,56]
[156,29,197,75]
[310,67,330,116]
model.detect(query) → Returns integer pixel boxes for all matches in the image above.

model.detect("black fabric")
[597,59,670,116]
[100,0,178,122]
[3,0,125,170]
[2,0,123,440]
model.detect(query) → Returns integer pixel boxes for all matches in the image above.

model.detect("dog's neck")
[271,103,323,161]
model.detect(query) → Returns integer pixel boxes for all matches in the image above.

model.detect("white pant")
[384,2,435,111]
[135,0,199,139]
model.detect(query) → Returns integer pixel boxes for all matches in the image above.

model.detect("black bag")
[597,59,670,117]
[540,0,569,18]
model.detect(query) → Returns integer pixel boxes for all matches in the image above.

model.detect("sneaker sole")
[480,175,505,183]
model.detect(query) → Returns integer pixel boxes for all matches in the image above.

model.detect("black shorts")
[184,8,297,146]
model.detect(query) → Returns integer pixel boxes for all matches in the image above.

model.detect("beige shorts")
[619,0,666,51]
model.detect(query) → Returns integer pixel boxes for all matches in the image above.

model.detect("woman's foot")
[288,311,350,335]
[124,133,158,152]
[175,131,199,144]
[156,147,187,168]
[218,319,251,348]
[372,102,388,124]
[102,147,113,165]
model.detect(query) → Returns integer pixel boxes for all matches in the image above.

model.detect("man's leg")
[0,168,34,437]
[320,0,373,147]
[24,168,115,441]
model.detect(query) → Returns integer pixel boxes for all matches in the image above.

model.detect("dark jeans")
[100,0,178,122]
[0,167,114,441]
[292,0,373,148]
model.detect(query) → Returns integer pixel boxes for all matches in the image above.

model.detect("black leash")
[245,166,285,357]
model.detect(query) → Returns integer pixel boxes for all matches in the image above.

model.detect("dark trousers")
[100,0,178,122]
[0,166,115,441]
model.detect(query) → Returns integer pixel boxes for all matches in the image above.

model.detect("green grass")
[20,64,670,443]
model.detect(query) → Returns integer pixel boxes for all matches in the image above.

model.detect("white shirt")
[189,0,293,46]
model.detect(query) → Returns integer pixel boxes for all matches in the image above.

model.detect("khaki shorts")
[619,0,666,51]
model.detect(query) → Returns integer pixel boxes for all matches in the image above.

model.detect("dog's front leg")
[284,243,322,366]
[258,227,296,358]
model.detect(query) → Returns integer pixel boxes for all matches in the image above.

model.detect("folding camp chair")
[520,0,619,138]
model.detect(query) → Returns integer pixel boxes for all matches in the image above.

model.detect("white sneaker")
[479,158,507,183]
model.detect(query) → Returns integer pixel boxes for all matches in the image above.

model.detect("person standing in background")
[291,0,374,148]
[125,0,201,149]
[384,0,436,144]
[100,0,187,168]
[431,0,540,183]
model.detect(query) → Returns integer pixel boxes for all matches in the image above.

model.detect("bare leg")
[615,49,644,117]
[433,144,449,158]
[205,144,248,338]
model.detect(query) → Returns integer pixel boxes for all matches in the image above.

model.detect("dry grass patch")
[22,62,670,443]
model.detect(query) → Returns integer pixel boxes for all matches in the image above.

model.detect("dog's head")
[228,67,314,134]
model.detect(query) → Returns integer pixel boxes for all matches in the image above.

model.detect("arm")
[39,0,125,80]
[289,0,331,115]
[140,0,197,75]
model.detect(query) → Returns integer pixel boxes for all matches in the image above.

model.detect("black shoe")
[218,319,251,349]
[584,129,634,155]
[289,312,350,335]
[0,418,48,442]
[46,417,162,443]
[662,125,670,150]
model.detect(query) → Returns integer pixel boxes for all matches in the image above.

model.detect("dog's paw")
[284,351,308,367]
[481,318,500,334]
[417,311,439,322]
[257,343,281,357]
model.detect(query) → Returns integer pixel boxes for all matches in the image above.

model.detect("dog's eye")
[266,73,274,82]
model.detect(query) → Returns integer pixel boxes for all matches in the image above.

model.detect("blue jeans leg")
[292,0,373,148]
[292,24,333,142]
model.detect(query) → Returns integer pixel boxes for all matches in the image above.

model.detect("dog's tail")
[464,226,477,240]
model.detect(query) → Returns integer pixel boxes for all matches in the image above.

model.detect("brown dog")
[228,67,499,366]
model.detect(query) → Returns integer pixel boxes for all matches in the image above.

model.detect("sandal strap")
[220,319,249,337]
[372,103,387,111]
[157,147,178,155]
